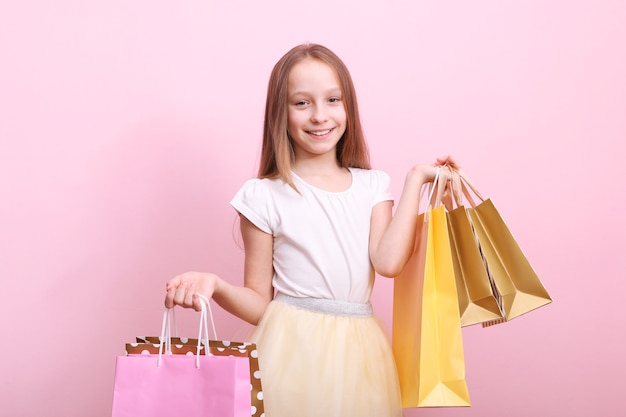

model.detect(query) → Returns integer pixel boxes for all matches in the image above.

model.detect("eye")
[294,100,308,106]
[328,97,342,103]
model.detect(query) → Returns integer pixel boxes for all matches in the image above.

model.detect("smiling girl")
[165,43,454,417]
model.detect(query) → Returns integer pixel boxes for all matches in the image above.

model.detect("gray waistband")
[274,293,373,318]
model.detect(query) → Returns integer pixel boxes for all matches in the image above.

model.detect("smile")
[307,128,333,136]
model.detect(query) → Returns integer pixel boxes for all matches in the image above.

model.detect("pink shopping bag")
[129,339,264,416]
[112,295,254,417]
[111,353,251,417]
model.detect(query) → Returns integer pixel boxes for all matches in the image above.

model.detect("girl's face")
[286,58,347,164]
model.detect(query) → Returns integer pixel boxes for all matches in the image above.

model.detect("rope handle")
[419,165,458,221]
[157,293,218,368]
[420,166,448,208]
[447,167,486,209]
[422,166,441,209]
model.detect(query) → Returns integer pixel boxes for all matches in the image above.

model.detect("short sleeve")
[230,179,273,234]
[369,170,394,206]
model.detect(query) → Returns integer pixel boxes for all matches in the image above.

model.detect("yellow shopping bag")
[392,203,471,407]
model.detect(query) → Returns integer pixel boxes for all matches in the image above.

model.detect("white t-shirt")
[230,167,394,303]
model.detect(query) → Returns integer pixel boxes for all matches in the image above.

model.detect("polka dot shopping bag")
[111,295,264,417]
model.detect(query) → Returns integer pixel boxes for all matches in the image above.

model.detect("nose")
[310,104,328,124]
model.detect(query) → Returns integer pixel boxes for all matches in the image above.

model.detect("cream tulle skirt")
[249,294,403,417]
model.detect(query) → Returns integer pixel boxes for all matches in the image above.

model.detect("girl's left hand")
[435,155,460,209]
[435,155,458,169]
[410,155,458,182]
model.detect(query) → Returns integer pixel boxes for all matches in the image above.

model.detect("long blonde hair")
[258,43,371,188]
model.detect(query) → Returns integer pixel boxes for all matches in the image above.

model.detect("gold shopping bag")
[392,203,471,407]
[454,170,552,322]
[468,199,552,322]
[447,204,504,326]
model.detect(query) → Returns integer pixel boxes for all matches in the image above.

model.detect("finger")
[442,191,454,211]
[183,284,196,307]
[436,155,450,165]
[192,293,203,312]
[436,155,459,169]
[438,166,448,182]
[165,276,181,292]
[164,286,176,308]
[165,276,185,307]
[450,171,462,205]
[173,283,191,307]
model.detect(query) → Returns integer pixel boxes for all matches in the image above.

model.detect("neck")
[292,162,352,192]
[293,154,343,177]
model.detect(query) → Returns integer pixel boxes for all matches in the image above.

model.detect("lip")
[306,127,335,138]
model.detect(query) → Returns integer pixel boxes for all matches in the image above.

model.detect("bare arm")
[369,160,454,278]
[165,215,274,325]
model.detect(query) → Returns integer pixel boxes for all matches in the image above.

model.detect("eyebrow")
[289,87,342,97]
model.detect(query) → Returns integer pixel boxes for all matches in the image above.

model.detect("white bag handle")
[418,167,439,213]
[157,294,218,368]
[197,293,218,354]
[421,166,450,222]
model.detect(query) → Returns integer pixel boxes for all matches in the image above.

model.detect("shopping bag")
[447,197,504,327]
[392,172,471,408]
[129,338,264,417]
[454,170,552,322]
[111,296,256,417]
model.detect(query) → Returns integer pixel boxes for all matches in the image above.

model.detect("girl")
[165,43,454,417]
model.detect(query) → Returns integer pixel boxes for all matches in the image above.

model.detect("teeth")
[309,129,331,136]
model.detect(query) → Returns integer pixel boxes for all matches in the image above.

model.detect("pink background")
[1,1,625,416]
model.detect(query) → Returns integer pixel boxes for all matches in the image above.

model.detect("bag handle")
[419,166,447,218]
[448,167,486,209]
[420,166,456,220]
[157,294,218,368]
[420,166,440,208]
[197,294,218,352]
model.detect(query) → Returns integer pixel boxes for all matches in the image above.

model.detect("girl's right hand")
[164,272,220,311]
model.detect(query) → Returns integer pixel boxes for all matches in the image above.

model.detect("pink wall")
[1,1,624,416]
